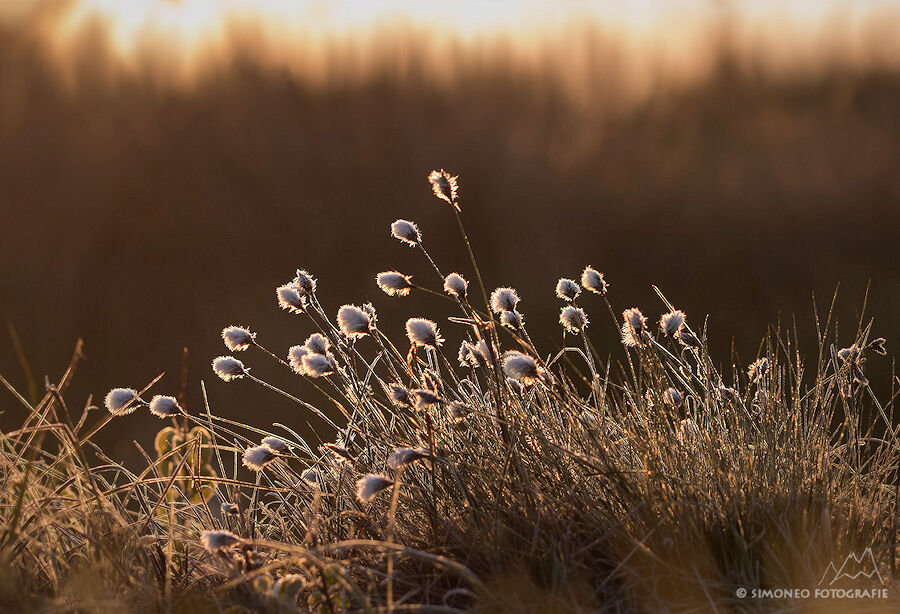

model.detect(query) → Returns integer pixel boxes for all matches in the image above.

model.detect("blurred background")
[1,1,899,462]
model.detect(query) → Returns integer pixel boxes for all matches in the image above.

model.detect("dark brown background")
[1,15,898,463]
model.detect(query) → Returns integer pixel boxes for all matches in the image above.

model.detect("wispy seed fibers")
[391,219,421,246]
[149,395,181,418]
[105,388,143,416]
[222,325,255,351]
[212,356,248,381]
[406,317,443,348]
[556,278,581,301]
[356,474,394,503]
[377,271,414,296]
[337,304,373,338]
[242,444,277,471]
[443,272,468,298]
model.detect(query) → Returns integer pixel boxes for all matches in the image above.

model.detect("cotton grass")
[405,317,443,348]
[559,305,588,333]
[222,325,255,351]
[148,395,181,418]
[427,169,459,210]
[443,272,467,298]
[212,356,248,381]
[555,278,580,301]
[355,474,394,503]
[377,271,414,296]
[337,304,373,338]
[104,387,143,416]
[242,444,277,471]
[391,219,421,246]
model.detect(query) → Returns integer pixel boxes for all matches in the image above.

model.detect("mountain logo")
[818,548,885,586]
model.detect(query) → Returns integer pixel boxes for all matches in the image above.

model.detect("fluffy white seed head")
[502,351,540,385]
[411,388,442,410]
[304,333,330,355]
[490,287,520,313]
[104,388,143,416]
[287,345,309,374]
[200,530,242,553]
[659,311,686,336]
[382,382,411,409]
[222,325,255,351]
[458,341,480,368]
[581,266,608,294]
[212,356,248,381]
[149,395,182,418]
[242,445,276,471]
[262,437,289,453]
[355,474,394,503]
[443,272,468,298]
[301,352,337,378]
[388,447,429,470]
[559,306,588,333]
[293,269,317,294]
[391,219,421,246]
[406,317,443,348]
[500,310,522,329]
[621,308,648,348]
[377,271,414,297]
[276,284,306,314]
[555,278,581,301]
[427,169,459,209]
[337,304,373,339]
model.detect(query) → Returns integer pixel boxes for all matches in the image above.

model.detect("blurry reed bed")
[1,170,897,612]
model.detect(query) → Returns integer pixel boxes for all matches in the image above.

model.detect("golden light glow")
[8,1,900,95]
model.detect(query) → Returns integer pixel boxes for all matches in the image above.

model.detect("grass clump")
[1,171,898,613]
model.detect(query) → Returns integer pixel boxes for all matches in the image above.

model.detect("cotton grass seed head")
[149,395,181,418]
[221,325,255,351]
[621,308,648,347]
[262,437,289,453]
[676,327,702,349]
[555,278,581,301]
[220,502,239,515]
[411,388,442,410]
[200,530,242,553]
[377,271,414,296]
[337,304,373,338]
[293,269,317,294]
[659,310,686,336]
[355,474,394,503]
[559,306,588,333]
[104,388,143,416]
[301,352,337,378]
[212,356,248,381]
[581,266,608,294]
[276,284,306,314]
[388,447,429,470]
[443,272,468,298]
[406,317,443,348]
[384,382,412,407]
[391,219,421,246]
[427,169,459,209]
[458,340,480,367]
[502,351,540,385]
[242,445,277,471]
[490,287,520,313]
[287,345,308,374]
[322,442,353,464]
[303,332,330,355]
[500,310,522,329]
